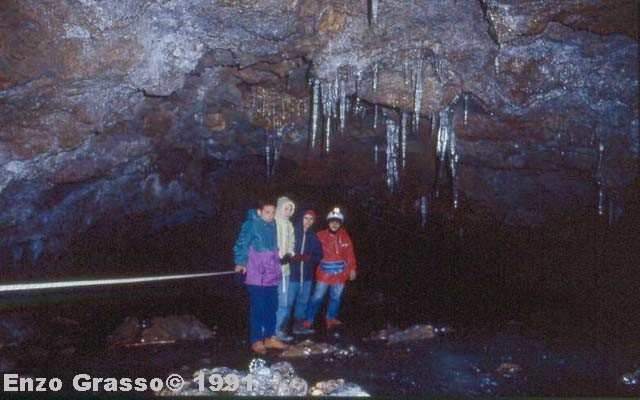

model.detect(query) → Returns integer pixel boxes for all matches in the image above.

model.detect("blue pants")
[247,285,278,344]
[275,275,290,333]
[291,280,313,320]
[306,281,345,323]
[275,278,314,332]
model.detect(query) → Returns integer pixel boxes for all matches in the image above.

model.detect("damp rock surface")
[108,315,214,346]
[279,340,339,358]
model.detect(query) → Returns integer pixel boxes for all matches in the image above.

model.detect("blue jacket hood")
[233,208,278,266]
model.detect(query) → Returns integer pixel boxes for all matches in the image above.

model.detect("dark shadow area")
[1,158,639,396]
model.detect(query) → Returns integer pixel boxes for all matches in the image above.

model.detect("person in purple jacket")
[234,200,289,354]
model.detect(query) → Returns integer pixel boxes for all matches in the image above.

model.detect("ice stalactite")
[494,49,500,76]
[420,195,428,228]
[338,71,348,133]
[463,93,469,125]
[354,99,366,119]
[319,77,339,153]
[372,63,379,93]
[264,129,283,178]
[595,140,606,216]
[449,116,459,209]
[385,119,399,192]
[354,70,362,112]
[598,187,605,216]
[321,82,332,153]
[435,109,450,197]
[369,0,379,27]
[311,79,320,149]
[374,144,379,165]
[272,127,283,176]
[325,110,331,153]
[403,58,410,85]
[251,86,307,132]
[371,64,379,132]
[401,109,408,169]
[435,105,461,209]
[413,61,423,134]
[373,104,379,129]
[265,133,273,177]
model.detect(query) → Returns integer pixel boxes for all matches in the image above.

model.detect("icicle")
[435,109,450,197]
[354,71,362,116]
[403,58,410,85]
[374,144,379,165]
[274,127,283,175]
[413,61,423,134]
[265,133,272,177]
[494,44,501,76]
[438,111,449,169]
[463,93,469,125]
[373,104,379,129]
[401,109,408,169]
[369,0,379,27]
[372,63,379,93]
[420,195,428,228]
[320,80,337,153]
[325,113,331,153]
[449,113,459,209]
[339,73,347,133]
[385,119,399,192]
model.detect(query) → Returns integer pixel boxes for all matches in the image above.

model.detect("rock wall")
[0,0,637,267]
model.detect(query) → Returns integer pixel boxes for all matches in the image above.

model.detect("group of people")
[233,196,358,354]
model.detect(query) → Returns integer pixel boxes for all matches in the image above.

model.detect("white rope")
[0,271,236,293]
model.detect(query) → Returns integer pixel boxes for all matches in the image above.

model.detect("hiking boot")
[294,320,315,335]
[326,319,343,329]
[275,331,294,342]
[251,341,267,355]
[264,336,288,350]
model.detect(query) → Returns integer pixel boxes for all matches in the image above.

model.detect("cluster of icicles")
[249,46,468,209]
[307,57,469,213]
[249,87,309,177]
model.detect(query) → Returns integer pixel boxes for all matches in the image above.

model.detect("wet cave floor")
[1,194,639,397]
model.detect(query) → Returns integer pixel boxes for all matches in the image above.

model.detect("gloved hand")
[234,271,246,286]
[233,265,246,286]
[290,254,311,263]
[280,254,292,265]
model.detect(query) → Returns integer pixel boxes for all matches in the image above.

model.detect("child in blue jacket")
[233,200,289,354]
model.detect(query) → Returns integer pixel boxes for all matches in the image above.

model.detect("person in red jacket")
[301,207,357,332]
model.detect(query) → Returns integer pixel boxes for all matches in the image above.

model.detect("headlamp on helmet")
[326,207,344,222]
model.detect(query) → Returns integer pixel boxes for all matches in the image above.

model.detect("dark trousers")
[247,284,278,344]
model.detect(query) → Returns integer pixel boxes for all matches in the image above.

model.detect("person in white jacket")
[274,196,296,341]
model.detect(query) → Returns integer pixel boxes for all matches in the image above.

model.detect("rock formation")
[0,0,637,268]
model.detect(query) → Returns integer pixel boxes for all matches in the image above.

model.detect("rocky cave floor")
[1,209,639,397]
